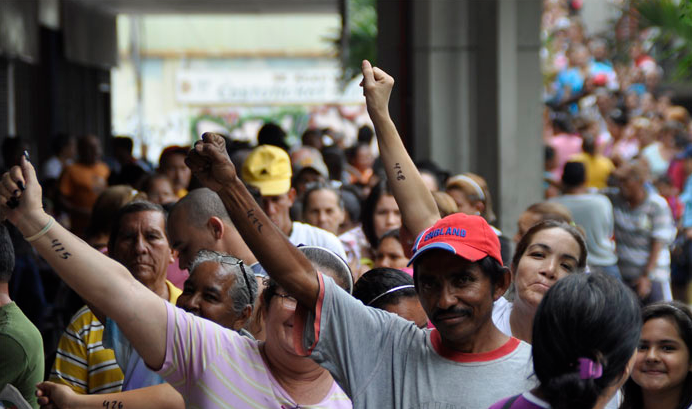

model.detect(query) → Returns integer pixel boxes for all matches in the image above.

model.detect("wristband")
[24,216,55,242]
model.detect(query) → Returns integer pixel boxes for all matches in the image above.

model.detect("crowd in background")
[542,0,692,303]
[4,1,692,409]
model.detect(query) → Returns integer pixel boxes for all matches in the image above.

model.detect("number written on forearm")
[394,163,406,181]
[51,239,72,259]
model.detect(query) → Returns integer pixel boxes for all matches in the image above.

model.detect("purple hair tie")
[578,357,603,380]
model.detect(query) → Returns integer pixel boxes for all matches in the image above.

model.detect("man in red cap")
[176,63,534,409]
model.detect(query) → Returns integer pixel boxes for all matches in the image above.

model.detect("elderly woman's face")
[177,261,247,331]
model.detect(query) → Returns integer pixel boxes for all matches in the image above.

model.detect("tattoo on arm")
[394,163,406,181]
[246,209,264,233]
[51,239,72,259]
[103,401,123,409]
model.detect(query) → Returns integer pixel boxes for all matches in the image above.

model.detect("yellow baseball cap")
[241,145,292,196]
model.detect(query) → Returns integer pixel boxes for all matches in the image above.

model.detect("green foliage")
[634,0,692,81]
[190,108,310,145]
[329,0,378,85]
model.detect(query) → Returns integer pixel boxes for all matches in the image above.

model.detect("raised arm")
[0,156,167,369]
[36,382,184,409]
[185,134,320,308]
[361,60,439,237]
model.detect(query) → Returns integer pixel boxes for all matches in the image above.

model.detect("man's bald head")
[167,188,259,270]
[170,188,232,228]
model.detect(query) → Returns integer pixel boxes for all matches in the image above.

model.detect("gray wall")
[378,0,544,237]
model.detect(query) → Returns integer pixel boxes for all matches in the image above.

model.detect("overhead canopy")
[74,0,338,14]
[62,0,340,68]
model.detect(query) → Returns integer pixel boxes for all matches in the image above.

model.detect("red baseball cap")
[407,213,503,267]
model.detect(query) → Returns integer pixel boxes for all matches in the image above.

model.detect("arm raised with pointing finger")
[0,156,168,370]
[360,60,440,238]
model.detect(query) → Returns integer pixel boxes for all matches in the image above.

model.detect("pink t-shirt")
[549,133,583,180]
[157,302,352,409]
[165,260,188,290]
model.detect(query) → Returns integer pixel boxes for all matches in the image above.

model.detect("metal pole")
[7,60,15,136]
[130,15,145,157]
[340,0,351,84]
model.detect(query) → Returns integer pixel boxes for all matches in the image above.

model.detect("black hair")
[302,129,323,147]
[377,228,400,248]
[345,143,369,164]
[257,123,288,151]
[361,180,396,248]
[478,256,507,290]
[245,183,264,208]
[416,159,449,188]
[353,268,416,309]
[562,161,586,188]
[113,136,134,154]
[609,108,629,126]
[108,201,167,252]
[357,125,374,145]
[321,145,346,182]
[582,133,597,155]
[224,137,252,158]
[533,273,641,409]
[545,145,556,163]
[340,185,361,223]
[621,302,692,409]
[1,136,27,170]
[0,223,15,283]
[551,111,574,134]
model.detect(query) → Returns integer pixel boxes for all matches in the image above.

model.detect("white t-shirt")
[492,297,514,337]
[289,221,347,260]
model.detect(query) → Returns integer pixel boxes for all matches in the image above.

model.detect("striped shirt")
[103,280,182,391]
[158,301,352,409]
[608,190,676,281]
[50,306,124,394]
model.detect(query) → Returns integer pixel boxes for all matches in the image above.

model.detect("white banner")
[176,67,364,105]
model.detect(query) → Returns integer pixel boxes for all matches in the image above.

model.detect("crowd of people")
[540,0,692,306]
[2,1,692,408]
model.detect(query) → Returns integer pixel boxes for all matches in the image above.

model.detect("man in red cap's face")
[407,212,511,353]
[415,250,507,352]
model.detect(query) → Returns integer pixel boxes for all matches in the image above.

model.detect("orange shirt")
[59,162,110,210]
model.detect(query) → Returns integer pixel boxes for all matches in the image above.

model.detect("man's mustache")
[432,307,472,322]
